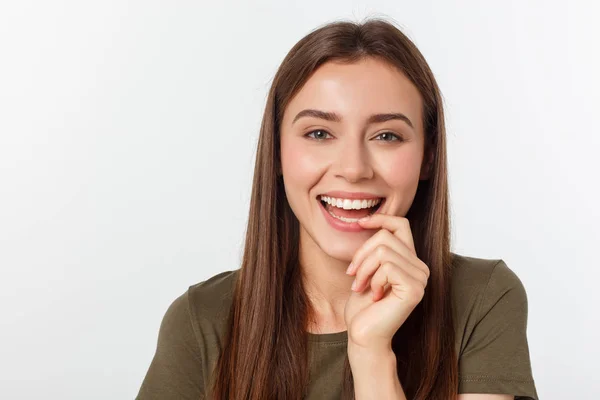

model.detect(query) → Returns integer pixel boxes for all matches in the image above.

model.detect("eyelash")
[304,129,403,142]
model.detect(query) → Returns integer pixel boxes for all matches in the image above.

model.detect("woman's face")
[280,56,430,262]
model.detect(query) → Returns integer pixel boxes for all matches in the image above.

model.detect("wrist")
[347,341,398,378]
[347,340,394,363]
[348,345,404,400]
[348,346,397,371]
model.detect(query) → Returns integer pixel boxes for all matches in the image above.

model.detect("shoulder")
[183,269,239,348]
[187,269,239,318]
[138,271,239,399]
[450,253,530,353]
[450,252,528,305]
[450,254,538,398]
[157,269,239,343]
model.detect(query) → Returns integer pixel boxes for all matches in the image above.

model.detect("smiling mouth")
[318,195,384,222]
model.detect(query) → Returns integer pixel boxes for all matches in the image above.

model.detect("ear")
[419,146,434,181]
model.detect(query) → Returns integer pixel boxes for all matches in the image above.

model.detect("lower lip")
[318,198,383,233]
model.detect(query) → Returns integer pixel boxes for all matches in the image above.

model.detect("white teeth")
[343,199,353,210]
[320,195,382,210]
[327,209,363,223]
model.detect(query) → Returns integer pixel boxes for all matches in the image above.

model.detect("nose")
[333,136,374,182]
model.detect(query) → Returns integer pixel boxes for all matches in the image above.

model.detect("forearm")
[348,343,407,400]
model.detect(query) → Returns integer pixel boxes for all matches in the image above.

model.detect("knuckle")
[382,261,394,273]
[402,218,411,230]
[375,244,388,259]
[422,262,430,278]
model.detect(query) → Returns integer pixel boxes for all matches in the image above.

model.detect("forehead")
[283,57,423,131]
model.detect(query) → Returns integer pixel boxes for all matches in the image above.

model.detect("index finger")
[357,213,416,256]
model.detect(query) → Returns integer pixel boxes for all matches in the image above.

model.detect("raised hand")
[343,213,430,351]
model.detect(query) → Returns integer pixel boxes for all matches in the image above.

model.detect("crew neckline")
[307,329,348,343]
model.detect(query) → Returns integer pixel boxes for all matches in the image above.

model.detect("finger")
[370,262,424,305]
[352,244,427,292]
[348,229,429,281]
[348,230,395,275]
[369,262,396,301]
[353,216,429,280]
[352,243,394,292]
[357,214,416,256]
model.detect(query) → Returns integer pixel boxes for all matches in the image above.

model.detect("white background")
[1,1,598,399]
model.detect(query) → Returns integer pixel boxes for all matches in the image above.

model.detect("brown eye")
[375,132,402,142]
[305,129,332,140]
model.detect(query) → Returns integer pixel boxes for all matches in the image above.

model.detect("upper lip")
[318,191,384,200]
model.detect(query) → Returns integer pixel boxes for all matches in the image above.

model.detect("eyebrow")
[291,109,415,129]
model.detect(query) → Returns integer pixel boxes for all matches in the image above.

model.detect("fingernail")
[351,279,357,291]
[346,263,354,275]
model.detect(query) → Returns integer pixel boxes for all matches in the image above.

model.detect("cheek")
[281,140,324,214]
[281,142,327,224]
[281,141,324,187]
[379,149,423,188]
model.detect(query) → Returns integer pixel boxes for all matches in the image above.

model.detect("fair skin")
[279,56,512,400]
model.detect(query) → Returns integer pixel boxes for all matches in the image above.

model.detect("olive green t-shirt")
[137,253,538,399]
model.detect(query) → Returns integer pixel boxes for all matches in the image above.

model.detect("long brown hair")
[211,17,457,400]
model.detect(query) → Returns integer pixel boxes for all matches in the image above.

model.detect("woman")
[137,18,538,400]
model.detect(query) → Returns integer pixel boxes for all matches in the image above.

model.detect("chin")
[318,236,365,263]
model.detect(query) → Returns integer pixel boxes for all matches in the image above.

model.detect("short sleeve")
[137,291,205,400]
[458,260,539,400]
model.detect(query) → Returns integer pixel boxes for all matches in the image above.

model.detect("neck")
[298,226,354,333]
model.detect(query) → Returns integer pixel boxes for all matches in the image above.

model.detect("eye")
[304,129,333,140]
[374,132,402,142]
